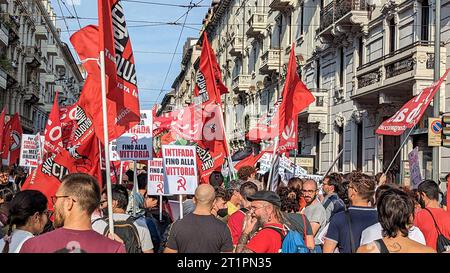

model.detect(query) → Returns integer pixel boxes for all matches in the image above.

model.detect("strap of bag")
[264,226,286,241]
[424,208,444,235]
[300,213,307,240]
[344,209,356,253]
[374,239,389,253]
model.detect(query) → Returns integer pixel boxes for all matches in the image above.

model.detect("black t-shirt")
[167,213,233,253]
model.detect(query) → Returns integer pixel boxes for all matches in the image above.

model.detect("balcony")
[318,0,369,39]
[353,41,446,99]
[24,46,41,68]
[229,35,243,57]
[260,49,282,74]
[24,83,40,104]
[269,0,295,11]
[55,57,65,69]
[247,13,266,38]
[0,23,8,47]
[35,25,48,40]
[232,74,252,93]
[0,67,6,89]
[299,88,329,133]
[46,44,58,56]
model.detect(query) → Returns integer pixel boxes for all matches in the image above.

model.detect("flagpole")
[99,50,115,235]
[179,195,183,220]
[159,195,163,222]
[133,160,138,217]
[266,136,279,191]
[324,149,344,177]
[383,127,415,176]
[119,161,124,185]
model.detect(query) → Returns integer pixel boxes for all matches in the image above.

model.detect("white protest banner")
[294,165,308,176]
[19,134,41,168]
[408,147,422,189]
[116,110,153,161]
[148,159,166,195]
[258,153,272,174]
[162,145,198,195]
[280,155,294,173]
[109,140,120,161]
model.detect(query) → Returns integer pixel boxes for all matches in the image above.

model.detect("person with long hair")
[0,190,49,253]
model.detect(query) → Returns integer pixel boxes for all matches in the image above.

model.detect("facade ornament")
[351,108,366,124]
[334,112,345,128]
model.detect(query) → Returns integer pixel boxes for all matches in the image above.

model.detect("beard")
[53,207,65,229]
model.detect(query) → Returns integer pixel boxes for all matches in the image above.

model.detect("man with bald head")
[302,179,327,253]
[164,184,233,253]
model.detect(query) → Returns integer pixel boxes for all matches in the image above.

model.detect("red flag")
[376,68,450,136]
[209,43,228,96]
[246,99,282,142]
[44,93,63,156]
[234,152,267,172]
[3,113,22,166]
[97,0,140,141]
[194,34,224,104]
[59,103,78,148]
[152,105,174,137]
[0,107,6,159]
[277,45,315,152]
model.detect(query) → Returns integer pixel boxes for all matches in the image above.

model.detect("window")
[339,47,344,87]
[421,0,429,41]
[337,127,343,172]
[357,123,363,171]
[315,132,321,173]
[288,14,292,45]
[300,4,304,36]
[316,59,320,88]
[358,37,363,67]
[389,18,396,53]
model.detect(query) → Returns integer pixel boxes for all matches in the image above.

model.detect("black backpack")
[424,208,450,253]
[101,216,143,253]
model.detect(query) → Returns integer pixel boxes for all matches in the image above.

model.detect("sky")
[55,0,211,110]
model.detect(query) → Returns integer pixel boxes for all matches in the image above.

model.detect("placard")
[116,110,153,160]
[162,145,198,195]
[19,134,41,168]
[408,147,422,189]
[147,159,166,195]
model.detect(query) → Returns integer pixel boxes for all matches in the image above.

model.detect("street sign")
[442,115,450,147]
[429,117,442,147]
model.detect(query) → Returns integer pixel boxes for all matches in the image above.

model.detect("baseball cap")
[247,191,281,207]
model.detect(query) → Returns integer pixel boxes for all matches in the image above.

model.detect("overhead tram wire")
[56,0,81,63]
[68,0,83,30]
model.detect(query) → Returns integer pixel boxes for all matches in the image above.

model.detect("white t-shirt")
[360,222,426,246]
[92,213,154,252]
[0,229,34,253]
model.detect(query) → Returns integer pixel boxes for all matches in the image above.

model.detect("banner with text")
[116,110,153,161]
[19,134,42,168]
[148,158,166,195]
[162,145,198,195]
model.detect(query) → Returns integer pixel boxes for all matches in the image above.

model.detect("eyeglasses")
[250,205,268,211]
[51,195,76,205]
[301,189,317,194]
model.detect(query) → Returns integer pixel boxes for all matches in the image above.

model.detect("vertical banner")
[19,134,41,168]
[147,158,165,195]
[408,147,422,189]
[116,110,153,161]
[162,145,198,195]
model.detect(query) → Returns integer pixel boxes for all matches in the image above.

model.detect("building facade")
[0,0,83,134]
[168,0,450,184]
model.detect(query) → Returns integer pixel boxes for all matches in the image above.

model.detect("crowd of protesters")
[0,162,449,253]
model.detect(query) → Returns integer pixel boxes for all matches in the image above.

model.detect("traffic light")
[442,114,450,147]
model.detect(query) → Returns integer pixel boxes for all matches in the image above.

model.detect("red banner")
[376,68,450,136]
[98,0,140,141]
[0,107,6,159]
[44,93,63,156]
[4,113,23,166]
[60,104,78,148]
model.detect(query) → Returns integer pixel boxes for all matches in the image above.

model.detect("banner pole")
[266,136,279,191]
[133,160,138,217]
[159,195,163,222]
[383,127,415,176]
[100,50,114,235]
[324,149,344,177]
[179,195,183,220]
[119,161,124,185]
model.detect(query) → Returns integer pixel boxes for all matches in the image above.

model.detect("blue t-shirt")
[325,206,378,253]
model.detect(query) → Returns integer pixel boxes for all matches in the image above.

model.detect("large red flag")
[4,113,23,166]
[0,107,6,159]
[277,45,315,152]
[59,103,78,149]
[44,93,63,156]
[97,0,140,141]
[194,34,224,104]
[376,68,450,136]
[152,105,174,137]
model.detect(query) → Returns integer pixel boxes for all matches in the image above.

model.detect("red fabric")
[376,68,450,136]
[299,197,307,211]
[246,223,286,253]
[97,0,140,142]
[277,45,315,152]
[414,207,450,251]
[235,152,268,171]
[0,108,6,159]
[193,34,224,105]
[208,38,228,96]
[228,209,246,245]
[59,104,78,149]
[44,93,63,156]
[5,113,23,166]
[152,105,174,137]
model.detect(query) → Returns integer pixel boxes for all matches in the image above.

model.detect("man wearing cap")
[235,191,287,253]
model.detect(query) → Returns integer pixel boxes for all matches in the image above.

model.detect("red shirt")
[299,197,307,211]
[228,209,246,245]
[414,207,450,251]
[246,223,286,253]
[20,228,126,253]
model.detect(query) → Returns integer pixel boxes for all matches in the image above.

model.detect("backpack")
[424,208,450,253]
[264,214,310,253]
[101,216,143,253]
